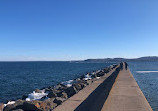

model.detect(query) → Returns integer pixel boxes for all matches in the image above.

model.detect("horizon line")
[0,56,157,62]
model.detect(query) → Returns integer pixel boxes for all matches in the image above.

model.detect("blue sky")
[0,0,158,61]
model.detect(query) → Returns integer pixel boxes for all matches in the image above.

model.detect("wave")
[4,101,15,107]
[136,71,158,73]
[61,80,74,87]
[26,90,48,101]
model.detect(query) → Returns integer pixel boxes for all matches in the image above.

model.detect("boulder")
[96,72,104,77]
[76,80,87,84]
[40,96,48,101]
[91,74,97,78]
[4,100,24,111]
[104,68,110,73]
[74,78,81,81]
[73,83,82,91]
[39,98,57,110]
[53,97,66,105]
[44,86,54,92]
[65,86,77,97]
[56,92,68,99]
[79,75,85,80]
[73,83,85,91]
[0,103,4,111]
[55,84,67,91]
[47,90,58,98]
[22,100,42,111]
[12,109,24,111]
[44,88,50,92]
[35,89,42,93]
[22,95,28,100]
[12,99,57,111]
[76,80,88,88]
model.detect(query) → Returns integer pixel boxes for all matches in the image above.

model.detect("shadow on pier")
[74,63,123,111]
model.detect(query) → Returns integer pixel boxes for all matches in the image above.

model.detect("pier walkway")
[101,63,153,111]
[54,63,152,111]
[54,65,119,111]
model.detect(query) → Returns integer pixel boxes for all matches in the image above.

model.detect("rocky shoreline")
[0,64,118,111]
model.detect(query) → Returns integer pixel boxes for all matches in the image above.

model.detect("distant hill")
[73,56,158,63]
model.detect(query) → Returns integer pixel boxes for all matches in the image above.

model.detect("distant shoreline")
[0,56,158,62]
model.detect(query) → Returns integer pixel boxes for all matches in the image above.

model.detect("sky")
[0,0,158,61]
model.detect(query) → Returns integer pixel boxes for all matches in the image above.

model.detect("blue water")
[128,62,158,111]
[0,62,113,103]
[1,61,157,110]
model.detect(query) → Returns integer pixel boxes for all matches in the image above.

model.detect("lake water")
[0,62,113,103]
[0,61,157,111]
[128,62,158,111]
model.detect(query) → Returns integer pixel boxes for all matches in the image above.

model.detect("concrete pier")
[102,63,153,111]
[54,65,120,111]
[54,63,152,111]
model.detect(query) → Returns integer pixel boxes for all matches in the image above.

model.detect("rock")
[48,86,54,89]
[44,86,54,92]
[73,83,82,91]
[113,64,117,68]
[13,99,57,111]
[12,109,24,111]
[92,78,98,81]
[22,100,42,111]
[76,80,88,88]
[77,80,87,84]
[96,72,105,77]
[41,98,57,110]
[0,103,4,111]
[55,84,67,91]
[79,75,85,80]
[74,78,80,81]
[21,99,57,111]
[80,82,87,88]
[53,97,66,105]
[40,96,48,101]
[35,89,42,93]
[73,83,85,91]
[22,95,28,100]
[91,74,97,78]
[47,90,58,98]
[4,100,24,111]
[45,88,51,92]
[65,86,77,97]
[57,92,68,99]
[104,68,110,73]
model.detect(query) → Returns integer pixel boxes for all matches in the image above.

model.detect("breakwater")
[54,62,152,111]
[0,63,118,111]
[54,63,122,111]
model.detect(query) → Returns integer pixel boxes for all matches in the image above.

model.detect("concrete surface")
[53,65,119,111]
[101,63,153,111]
[54,63,152,111]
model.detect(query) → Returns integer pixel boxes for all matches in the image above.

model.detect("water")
[1,61,157,110]
[0,62,113,103]
[128,62,158,111]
